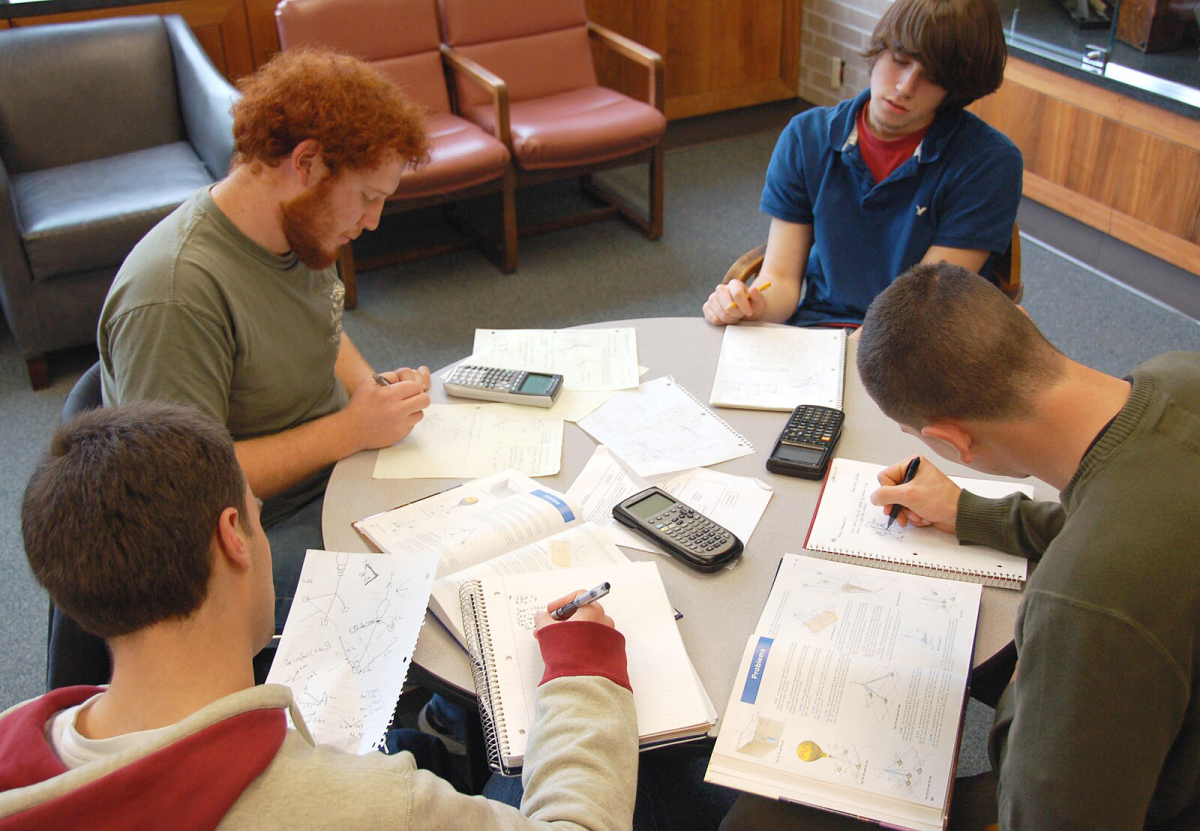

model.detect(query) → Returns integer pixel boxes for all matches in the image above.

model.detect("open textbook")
[706,554,982,831]
[353,471,631,643]
[461,562,717,774]
[266,549,439,754]
[804,458,1034,588]
[709,324,847,411]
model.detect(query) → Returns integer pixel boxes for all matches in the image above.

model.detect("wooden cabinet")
[969,57,1200,276]
[586,0,801,120]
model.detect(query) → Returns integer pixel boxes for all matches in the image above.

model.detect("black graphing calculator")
[613,487,743,573]
[766,405,844,479]
[444,365,564,407]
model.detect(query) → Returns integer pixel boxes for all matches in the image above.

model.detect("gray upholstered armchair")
[0,15,237,389]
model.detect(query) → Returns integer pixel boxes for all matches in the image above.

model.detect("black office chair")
[45,362,114,691]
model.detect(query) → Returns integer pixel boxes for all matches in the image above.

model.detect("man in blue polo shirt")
[703,0,1022,327]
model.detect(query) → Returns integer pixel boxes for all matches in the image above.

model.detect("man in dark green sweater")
[855,261,1200,828]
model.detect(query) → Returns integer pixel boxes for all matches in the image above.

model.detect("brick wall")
[798,0,891,106]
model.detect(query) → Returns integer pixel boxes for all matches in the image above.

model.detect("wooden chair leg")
[338,244,358,310]
[501,167,518,273]
[648,141,664,241]
[27,356,49,391]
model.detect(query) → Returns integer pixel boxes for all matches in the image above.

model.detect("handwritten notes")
[266,549,438,754]
[373,404,563,479]
[472,328,640,391]
[709,324,847,411]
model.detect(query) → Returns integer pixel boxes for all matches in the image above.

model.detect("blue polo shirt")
[761,89,1023,326]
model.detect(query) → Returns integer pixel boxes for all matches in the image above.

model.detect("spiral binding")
[831,330,847,408]
[662,375,754,449]
[459,580,517,775]
[803,547,1025,589]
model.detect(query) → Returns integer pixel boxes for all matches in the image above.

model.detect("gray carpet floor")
[1,128,1196,782]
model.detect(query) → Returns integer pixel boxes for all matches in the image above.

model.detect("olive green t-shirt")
[98,187,349,516]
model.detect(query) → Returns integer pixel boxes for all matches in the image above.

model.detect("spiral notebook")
[803,458,1033,588]
[709,324,847,411]
[459,562,716,774]
[577,376,754,477]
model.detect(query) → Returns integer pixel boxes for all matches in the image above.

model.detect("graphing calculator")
[444,365,564,407]
[766,405,844,480]
[613,487,743,573]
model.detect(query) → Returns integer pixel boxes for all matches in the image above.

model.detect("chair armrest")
[587,22,664,112]
[440,45,512,151]
[0,158,36,345]
[722,244,767,287]
[165,15,238,180]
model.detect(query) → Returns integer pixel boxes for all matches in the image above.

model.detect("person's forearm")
[335,333,374,395]
[756,270,803,323]
[956,491,1065,561]
[235,409,359,499]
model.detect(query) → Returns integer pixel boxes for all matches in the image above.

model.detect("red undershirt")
[855,104,929,184]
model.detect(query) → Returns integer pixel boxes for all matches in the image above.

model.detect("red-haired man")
[98,49,433,635]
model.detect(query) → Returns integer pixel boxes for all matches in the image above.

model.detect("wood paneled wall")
[586,0,802,119]
[969,58,1200,276]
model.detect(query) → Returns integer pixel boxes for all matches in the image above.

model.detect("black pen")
[551,582,611,621]
[372,373,391,387]
[886,457,921,529]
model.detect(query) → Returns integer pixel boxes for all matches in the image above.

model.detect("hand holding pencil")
[702,278,772,326]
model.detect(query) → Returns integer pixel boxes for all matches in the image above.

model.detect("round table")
[323,318,1052,723]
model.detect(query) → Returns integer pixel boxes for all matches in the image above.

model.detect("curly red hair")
[232,48,429,173]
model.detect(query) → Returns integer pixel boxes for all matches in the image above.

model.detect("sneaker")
[417,695,468,756]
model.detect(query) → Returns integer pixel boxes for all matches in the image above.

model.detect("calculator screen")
[518,373,555,395]
[776,444,823,465]
[627,492,676,519]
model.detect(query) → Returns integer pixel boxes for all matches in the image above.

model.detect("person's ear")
[921,422,975,465]
[289,139,325,187]
[214,506,251,571]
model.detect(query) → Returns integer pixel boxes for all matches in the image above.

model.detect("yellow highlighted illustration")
[797,740,826,762]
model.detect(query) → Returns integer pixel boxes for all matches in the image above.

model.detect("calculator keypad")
[649,506,731,553]
[452,365,521,392]
[781,405,841,447]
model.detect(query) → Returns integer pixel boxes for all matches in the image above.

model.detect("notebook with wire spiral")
[803,458,1033,589]
[459,561,716,775]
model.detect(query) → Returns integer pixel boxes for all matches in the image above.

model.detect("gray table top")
[323,318,1055,723]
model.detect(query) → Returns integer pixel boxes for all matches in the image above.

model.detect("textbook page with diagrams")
[705,553,981,831]
[709,324,847,411]
[804,458,1033,588]
[266,549,439,755]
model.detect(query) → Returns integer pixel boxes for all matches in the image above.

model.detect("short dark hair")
[22,402,249,639]
[857,262,1064,427]
[233,48,429,174]
[863,0,1007,110]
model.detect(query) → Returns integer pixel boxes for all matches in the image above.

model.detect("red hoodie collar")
[0,686,286,830]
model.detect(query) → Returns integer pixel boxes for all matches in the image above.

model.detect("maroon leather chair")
[276,0,515,309]
[438,0,665,243]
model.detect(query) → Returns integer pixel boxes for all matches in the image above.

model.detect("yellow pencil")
[728,281,771,311]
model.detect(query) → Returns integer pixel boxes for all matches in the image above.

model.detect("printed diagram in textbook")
[901,627,937,650]
[735,713,785,758]
[919,587,963,614]
[878,747,929,797]
[851,665,899,723]
[796,741,868,784]
[800,566,894,597]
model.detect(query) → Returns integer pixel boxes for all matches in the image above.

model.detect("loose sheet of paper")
[805,458,1034,585]
[577,376,754,477]
[266,549,438,754]
[472,328,640,391]
[565,446,774,553]
[709,324,847,411]
[372,404,563,479]
[440,361,652,422]
[429,522,630,645]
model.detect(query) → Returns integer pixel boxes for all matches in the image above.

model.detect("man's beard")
[280,176,340,270]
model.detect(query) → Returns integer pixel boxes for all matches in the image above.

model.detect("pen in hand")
[372,373,391,387]
[886,457,921,529]
[550,582,611,621]
[728,281,772,311]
